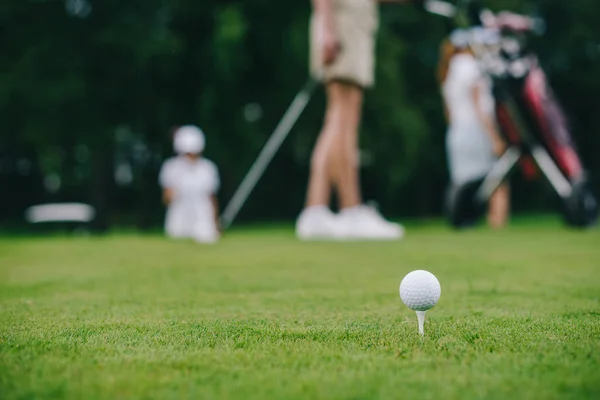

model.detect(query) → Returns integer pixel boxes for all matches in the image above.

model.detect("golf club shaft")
[220,77,319,230]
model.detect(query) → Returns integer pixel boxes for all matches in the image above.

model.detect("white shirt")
[158,156,220,241]
[442,53,495,131]
[442,53,497,185]
[159,156,219,198]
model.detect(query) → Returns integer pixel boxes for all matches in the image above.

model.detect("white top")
[442,53,495,130]
[159,156,219,242]
[442,53,497,185]
[159,156,219,199]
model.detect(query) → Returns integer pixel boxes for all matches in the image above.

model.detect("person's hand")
[492,136,507,157]
[163,188,176,205]
[317,16,340,66]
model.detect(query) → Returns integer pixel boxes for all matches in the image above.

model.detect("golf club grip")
[423,0,456,18]
[220,77,319,229]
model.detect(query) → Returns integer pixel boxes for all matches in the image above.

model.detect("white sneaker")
[296,206,342,240]
[337,205,404,240]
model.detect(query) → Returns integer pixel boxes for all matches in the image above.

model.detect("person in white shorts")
[159,125,221,243]
[438,29,510,228]
[296,0,412,241]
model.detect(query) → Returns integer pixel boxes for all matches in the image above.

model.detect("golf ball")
[399,270,441,311]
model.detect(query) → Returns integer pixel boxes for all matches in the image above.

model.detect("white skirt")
[446,124,496,186]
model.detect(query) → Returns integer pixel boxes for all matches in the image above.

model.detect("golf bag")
[433,1,598,228]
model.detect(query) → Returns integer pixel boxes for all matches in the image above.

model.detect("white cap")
[173,125,205,154]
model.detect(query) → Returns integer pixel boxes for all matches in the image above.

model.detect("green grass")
[1,218,600,400]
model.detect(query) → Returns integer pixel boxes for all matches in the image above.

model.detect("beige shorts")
[310,0,379,88]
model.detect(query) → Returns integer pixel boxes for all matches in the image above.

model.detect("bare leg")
[332,83,363,209]
[488,183,510,229]
[305,81,362,209]
[299,81,402,239]
[305,83,339,207]
[321,81,363,210]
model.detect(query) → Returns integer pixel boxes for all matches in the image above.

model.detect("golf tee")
[416,311,426,336]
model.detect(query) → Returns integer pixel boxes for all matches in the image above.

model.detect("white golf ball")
[399,270,441,311]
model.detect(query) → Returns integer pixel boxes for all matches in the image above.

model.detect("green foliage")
[1,221,600,398]
[1,0,599,226]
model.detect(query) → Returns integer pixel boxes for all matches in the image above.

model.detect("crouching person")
[159,125,221,243]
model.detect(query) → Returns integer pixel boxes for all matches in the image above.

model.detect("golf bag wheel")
[445,178,487,229]
[561,177,598,228]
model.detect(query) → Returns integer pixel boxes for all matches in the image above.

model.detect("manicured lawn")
[1,220,599,399]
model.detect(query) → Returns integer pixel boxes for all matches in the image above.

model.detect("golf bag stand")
[446,61,598,229]
[437,0,599,229]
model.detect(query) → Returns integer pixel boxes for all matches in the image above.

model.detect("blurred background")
[1,0,599,233]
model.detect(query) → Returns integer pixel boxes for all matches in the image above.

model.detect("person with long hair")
[438,29,510,229]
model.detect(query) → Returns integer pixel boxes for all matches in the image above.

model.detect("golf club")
[220,77,319,230]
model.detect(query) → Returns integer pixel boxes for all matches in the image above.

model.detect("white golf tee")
[416,311,426,336]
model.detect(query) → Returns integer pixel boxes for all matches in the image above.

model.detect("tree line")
[1,0,599,230]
